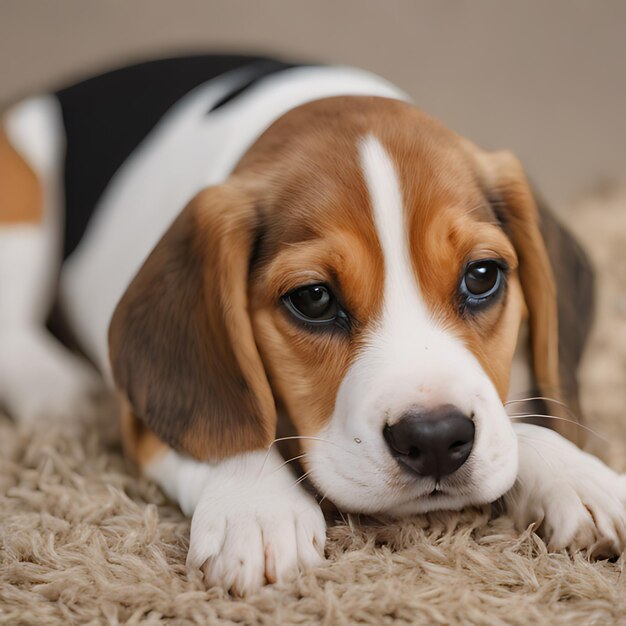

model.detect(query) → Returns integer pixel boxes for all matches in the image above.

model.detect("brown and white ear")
[109,183,276,461]
[476,149,584,445]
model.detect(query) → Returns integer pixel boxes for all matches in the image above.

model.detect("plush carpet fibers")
[1,190,625,625]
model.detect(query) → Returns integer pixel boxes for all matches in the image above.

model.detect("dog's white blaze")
[358,134,427,319]
[356,134,456,412]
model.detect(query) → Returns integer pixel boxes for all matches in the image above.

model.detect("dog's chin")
[318,487,492,518]
[310,471,517,518]
[381,469,519,517]
[381,490,493,517]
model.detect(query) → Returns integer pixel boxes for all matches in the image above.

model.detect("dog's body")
[1,55,624,595]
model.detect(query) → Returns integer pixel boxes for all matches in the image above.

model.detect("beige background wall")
[1,0,625,209]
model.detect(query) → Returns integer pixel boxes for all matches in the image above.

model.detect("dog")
[1,54,625,595]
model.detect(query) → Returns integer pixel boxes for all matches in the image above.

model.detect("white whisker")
[509,414,610,443]
[505,395,580,421]
[292,470,313,489]
[258,434,357,477]
[271,453,309,474]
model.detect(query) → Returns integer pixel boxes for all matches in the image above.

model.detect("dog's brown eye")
[282,284,351,331]
[460,260,506,313]
[464,261,500,296]
[285,285,334,320]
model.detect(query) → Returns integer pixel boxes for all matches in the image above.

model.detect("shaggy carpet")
[1,189,625,625]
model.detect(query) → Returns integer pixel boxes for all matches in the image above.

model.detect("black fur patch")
[55,54,299,258]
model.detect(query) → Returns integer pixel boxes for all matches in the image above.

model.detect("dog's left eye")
[282,284,350,330]
[460,260,505,309]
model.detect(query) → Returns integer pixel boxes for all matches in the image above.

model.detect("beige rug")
[1,190,625,626]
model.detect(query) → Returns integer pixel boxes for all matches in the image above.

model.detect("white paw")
[185,451,326,595]
[0,327,104,425]
[507,423,626,557]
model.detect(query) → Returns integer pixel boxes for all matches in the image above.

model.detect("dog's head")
[109,96,565,514]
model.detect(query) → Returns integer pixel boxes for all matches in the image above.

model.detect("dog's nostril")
[448,439,472,460]
[408,446,421,458]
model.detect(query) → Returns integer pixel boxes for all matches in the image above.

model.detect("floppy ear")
[108,183,276,460]
[534,193,595,443]
[476,149,584,445]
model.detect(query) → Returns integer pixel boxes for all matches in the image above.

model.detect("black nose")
[383,406,475,479]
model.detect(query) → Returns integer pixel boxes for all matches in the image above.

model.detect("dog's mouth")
[395,476,458,501]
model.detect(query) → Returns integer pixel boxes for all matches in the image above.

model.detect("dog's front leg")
[505,423,626,556]
[145,446,326,595]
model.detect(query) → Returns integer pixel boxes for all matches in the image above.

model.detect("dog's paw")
[0,327,104,426]
[507,423,626,557]
[186,451,326,595]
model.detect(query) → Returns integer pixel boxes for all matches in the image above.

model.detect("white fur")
[145,448,326,594]
[308,135,519,514]
[507,423,626,554]
[0,97,101,425]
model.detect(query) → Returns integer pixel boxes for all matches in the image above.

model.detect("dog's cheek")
[250,306,352,437]
[452,276,526,402]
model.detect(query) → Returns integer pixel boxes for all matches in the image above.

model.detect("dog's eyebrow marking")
[357,134,427,320]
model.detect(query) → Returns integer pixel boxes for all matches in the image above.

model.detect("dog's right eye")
[282,284,350,330]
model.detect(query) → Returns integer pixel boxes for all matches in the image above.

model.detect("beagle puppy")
[1,54,625,595]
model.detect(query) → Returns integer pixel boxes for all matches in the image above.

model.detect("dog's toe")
[187,466,327,595]
[194,508,325,595]
[509,424,626,557]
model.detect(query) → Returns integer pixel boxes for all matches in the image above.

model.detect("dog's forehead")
[242,96,492,256]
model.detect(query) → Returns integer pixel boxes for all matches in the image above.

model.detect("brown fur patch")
[0,124,43,223]
[119,398,168,467]
[109,185,277,461]
[251,230,384,436]
[537,197,594,438]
